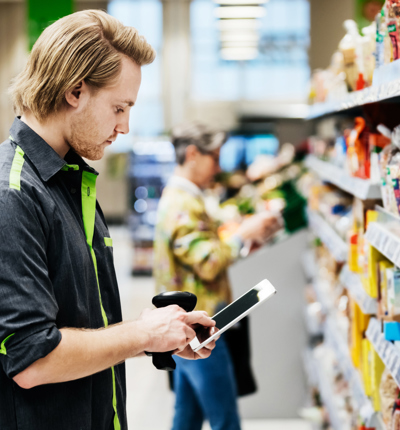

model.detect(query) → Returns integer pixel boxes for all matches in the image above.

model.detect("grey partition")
[228,229,308,419]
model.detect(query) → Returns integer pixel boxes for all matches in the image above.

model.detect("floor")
[111,226,313,430]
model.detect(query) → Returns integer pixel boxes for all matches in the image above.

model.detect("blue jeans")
[172,336,241,430]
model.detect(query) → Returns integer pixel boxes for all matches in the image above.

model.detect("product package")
[346,117,370,179]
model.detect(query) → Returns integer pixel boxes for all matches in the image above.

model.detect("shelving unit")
[311,279,336,314]
[307,209,348,262]
[324,316,383,428]
[308,67,400,120]
[365,222,400,267]
[313,354,345,430]
[366,318,400,387]
[302,249,317,281]
[340,265,378,315]
[302,54,400,430]
[305,155,381,200]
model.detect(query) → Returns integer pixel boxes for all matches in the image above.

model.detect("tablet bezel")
[190,279,276,352]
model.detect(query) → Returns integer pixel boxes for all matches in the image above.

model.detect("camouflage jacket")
[153,176,241,316]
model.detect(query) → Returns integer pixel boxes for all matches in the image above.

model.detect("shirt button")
[71,188,77,194]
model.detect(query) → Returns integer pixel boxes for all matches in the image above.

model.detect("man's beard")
[69,105,105,161]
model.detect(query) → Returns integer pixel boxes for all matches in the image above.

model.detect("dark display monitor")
[219,134,279,172]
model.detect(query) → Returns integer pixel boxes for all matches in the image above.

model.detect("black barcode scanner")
[148,291,197,371]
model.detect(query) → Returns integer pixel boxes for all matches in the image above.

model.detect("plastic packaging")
[339,20,360,91]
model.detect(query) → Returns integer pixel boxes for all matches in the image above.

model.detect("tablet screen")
[193,281,275,349]
[213,288,260,330]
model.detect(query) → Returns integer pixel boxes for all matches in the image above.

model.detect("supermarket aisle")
[111,226,312,430]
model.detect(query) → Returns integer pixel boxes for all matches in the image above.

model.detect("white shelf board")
[308,73,400,120]
[373,60,400,86]
[302,249,317,281]
[339,265,378,315]
[313,352,346,430]
[307,209,348,262]
[325,317,386,429]
[312,279,335,313]
[305,155,381,200]
[365,222,400,267]
[325,318,373,413]
[366,317,400,387]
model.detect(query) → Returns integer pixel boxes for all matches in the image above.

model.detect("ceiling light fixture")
[221,40,258,48]
[220,31,259,42]
[214,0,268,4]
[218,18,261,31]
[220,47,259,60]
[215,6,266,19]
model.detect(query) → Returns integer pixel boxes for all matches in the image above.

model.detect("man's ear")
[65,81,88,108]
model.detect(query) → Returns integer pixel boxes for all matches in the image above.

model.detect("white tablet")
[190,279,277,352]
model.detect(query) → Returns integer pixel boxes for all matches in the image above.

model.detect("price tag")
[379,234,390,253]
[382,343,390,361]
[390,353,398,370]
[374,329,382,345]
[377,336,386,355]
[394,361,400,385]
[386,240,399,261]
[365,227,376,244]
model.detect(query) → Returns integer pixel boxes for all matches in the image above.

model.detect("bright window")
[191,0,310,101]
[108,0,163,143]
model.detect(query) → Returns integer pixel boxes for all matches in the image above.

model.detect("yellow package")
[367,245,383,299]
[379,260,394,319]
[371,348,385,411]
[361,338,372,396]
[350,298,363,369]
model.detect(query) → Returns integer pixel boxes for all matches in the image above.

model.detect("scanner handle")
[149,291,197,371]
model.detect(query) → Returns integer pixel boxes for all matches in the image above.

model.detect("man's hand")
[135,306,216,355]
[174,339,216,360]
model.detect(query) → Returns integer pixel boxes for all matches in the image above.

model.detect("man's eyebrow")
[120,100,135,107]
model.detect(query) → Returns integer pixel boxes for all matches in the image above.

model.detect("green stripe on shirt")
[9,146,25,191]
[0,333,15,355]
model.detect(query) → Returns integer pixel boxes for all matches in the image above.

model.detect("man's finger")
[184,311,215,327]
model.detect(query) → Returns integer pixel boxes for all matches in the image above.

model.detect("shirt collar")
[9,117,97,181]
[167,175,203,199]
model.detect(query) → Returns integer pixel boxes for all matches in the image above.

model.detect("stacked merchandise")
[209,142,308,249]
[302,104,400,430]
[309,1,400,105]
[308,117,391,184]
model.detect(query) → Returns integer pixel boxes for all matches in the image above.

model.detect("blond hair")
[10,9,155,121]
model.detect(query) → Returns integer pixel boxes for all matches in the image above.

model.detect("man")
[0,10,216,430]
[153,122,282,430]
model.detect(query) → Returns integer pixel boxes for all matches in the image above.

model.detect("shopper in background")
[154,122,282,430]
[0,11,217,430]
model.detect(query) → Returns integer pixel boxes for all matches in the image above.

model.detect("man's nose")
[115,114,130,135]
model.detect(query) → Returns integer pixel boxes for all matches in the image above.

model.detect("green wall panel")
[28,0,73,49]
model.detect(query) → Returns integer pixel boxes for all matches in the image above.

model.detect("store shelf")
[373,59,400,87]
[308,75,400,120]
[312,279,335,313]
[305,155,381,200]
[313,351,346,430]
[365,221,400,267]
[325,317,386,429]
[325,318,373,412]
[366,317,400,387]
[302,249,317,281]
[303,348,319,388]
[307,209,348,262]
[339,265,378,315]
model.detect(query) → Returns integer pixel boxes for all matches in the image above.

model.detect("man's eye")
[116,107,124,113]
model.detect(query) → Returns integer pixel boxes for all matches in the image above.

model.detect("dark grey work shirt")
[0,118,127,430]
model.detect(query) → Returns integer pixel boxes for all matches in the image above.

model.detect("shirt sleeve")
[0,188,61,379]
[172,210,240,282]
